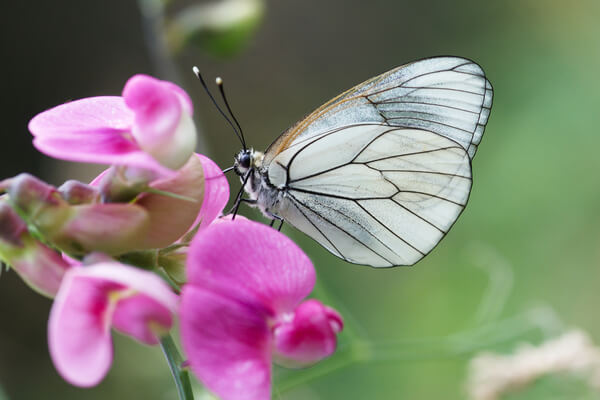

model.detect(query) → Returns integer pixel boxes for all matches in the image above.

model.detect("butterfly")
[223,56,492,268]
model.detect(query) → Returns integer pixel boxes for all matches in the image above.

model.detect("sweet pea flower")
[29,74,197,174]
[132,153,229,248]
[48,259,178,387]
[0,151,229,258]
[180,218,343,400]
[89,153,229,250]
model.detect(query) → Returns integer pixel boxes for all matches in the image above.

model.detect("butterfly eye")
[239,152,251,169]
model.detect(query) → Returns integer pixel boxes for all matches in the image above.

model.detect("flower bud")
[0,199,28,246]
[1,174,153,256]
[1,174,73,239]
[272,299,343,368]
[58,180,100,205]
[95,166,154,203]
[54,203,151,256]
[1,173,69,221]
[0,201,71,297]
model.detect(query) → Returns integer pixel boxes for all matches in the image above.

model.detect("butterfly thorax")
[234,148,283,219]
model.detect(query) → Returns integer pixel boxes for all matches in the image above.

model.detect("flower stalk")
[160,333,195,400]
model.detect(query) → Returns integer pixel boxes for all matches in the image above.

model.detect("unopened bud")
[53,203,151,256]
[3,173,65,215]
[0,201,28,246]
[96,166,154,203]
[0,200,70,297]
[272,299,343,368]
[58,180,100,205]
[1,173,71,237]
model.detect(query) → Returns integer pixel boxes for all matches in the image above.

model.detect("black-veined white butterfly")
[200,56,493,268]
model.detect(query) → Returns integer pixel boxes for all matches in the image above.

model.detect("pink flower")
[180,218,343,400]
[29,75,197,174]
[48,260,178,387]
[134,153,229,247]
[89,153,229,249]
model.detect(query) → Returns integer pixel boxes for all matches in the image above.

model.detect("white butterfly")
[231,56,493,268]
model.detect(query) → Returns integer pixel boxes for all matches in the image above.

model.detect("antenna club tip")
[192,66,200,75]
[216,77,223,85]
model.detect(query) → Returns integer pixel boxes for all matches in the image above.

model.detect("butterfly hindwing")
[269,124,472,267]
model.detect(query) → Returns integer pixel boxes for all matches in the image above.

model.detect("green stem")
[160,334,195,400]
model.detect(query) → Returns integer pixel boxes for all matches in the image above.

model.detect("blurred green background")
[2,0,600,399]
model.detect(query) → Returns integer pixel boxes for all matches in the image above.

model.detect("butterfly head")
[234,148,263,176]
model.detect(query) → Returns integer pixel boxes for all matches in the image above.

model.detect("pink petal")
[73,262,179,311]
[29,96,175,175]
[135,154,205,248]
[161,81,194,116]
[123,75,180,144]
[187,218,315,314]
[272,299,343,368]
[123,75,195,170]
[58,203,150,256]
[87,154,221,249]
[112,294,174,345]
[33,134,174,175]
[48,262,178,387]
[180,286,271,400]
[194,154,230,231]
[48,270,118,387]
[10,240,73,298]
[29,96,133,137]
[62,253,83,267]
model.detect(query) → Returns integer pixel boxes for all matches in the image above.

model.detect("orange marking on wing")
[269,65,404,157]
[274,95,361,155]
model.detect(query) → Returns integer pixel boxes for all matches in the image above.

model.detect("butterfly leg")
[266,211,284,231]
[220,198,256,220]
[228,198,257,218]
[229,169,253,219]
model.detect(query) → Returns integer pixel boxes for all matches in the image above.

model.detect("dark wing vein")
[288,192,401,264]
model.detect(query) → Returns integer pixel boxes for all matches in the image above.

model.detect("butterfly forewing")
[264,56,492,164]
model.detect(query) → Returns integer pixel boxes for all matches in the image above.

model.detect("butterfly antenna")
[192,66,247,150]
[216,77,247,151]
